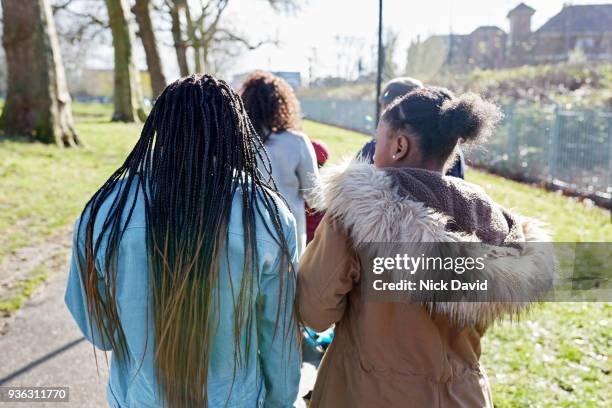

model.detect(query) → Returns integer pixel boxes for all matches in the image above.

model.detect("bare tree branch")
[164,0,296,73]
[52,0,108,27]
[266,0,303,14]
[215,28,277,50]
[52,0,76,14]
[59,7,107,27]
[200,0,229,44]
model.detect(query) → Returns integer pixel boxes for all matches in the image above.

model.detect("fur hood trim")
[311,160,555,328]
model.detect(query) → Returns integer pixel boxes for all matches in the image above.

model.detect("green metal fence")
[300,98,611,201]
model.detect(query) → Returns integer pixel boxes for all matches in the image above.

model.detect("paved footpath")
[0,262,109,407]
[0,260,316,407]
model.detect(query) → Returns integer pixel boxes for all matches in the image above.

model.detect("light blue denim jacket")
[65,180,301,407]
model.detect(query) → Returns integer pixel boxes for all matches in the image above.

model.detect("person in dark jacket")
[357,77,465,179]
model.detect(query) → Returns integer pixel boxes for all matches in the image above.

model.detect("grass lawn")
[0,104,610,406]
[304,120,368,160]
[0,103,138,262]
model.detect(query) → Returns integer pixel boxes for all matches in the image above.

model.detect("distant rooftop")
[536,4,612,34]
[471,26,506,34]
[507,2,536,18]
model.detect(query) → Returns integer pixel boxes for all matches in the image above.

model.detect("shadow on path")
[0,337,85,385]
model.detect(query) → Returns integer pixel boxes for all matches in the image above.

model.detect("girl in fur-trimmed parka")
[298,87,554,408]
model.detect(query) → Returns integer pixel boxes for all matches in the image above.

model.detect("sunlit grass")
[466,170,611,242]
[303,120,369,162]
[483,303,611,407]
[0,104,140,262]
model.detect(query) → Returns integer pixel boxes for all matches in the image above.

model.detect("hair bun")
[438,93,502,144]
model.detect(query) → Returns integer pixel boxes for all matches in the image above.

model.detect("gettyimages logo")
[358,242,611,303]
[371,251,488,291]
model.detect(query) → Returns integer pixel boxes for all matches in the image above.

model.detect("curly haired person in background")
[241,71,319,255]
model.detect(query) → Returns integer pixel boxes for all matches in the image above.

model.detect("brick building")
[406,3,612,72]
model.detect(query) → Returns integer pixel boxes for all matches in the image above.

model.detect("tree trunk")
[133,0,167,99]
[105,0,146,122]
[0,0,80,146]
[183,3,204,73]
[170,0,189,77]
[202,44,210,74]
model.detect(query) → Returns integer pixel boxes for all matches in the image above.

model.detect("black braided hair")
[76,74,297,407]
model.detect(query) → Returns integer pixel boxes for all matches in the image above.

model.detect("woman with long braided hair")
[65,75,301,407]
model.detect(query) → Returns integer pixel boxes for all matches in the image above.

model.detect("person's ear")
[392,132,411,161]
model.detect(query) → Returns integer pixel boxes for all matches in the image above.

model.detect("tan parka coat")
[298,162,553,408]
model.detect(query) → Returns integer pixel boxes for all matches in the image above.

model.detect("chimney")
[507,3,535,47]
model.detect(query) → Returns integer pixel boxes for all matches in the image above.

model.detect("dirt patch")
[0,225,71,286]
[0,225,72,334]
